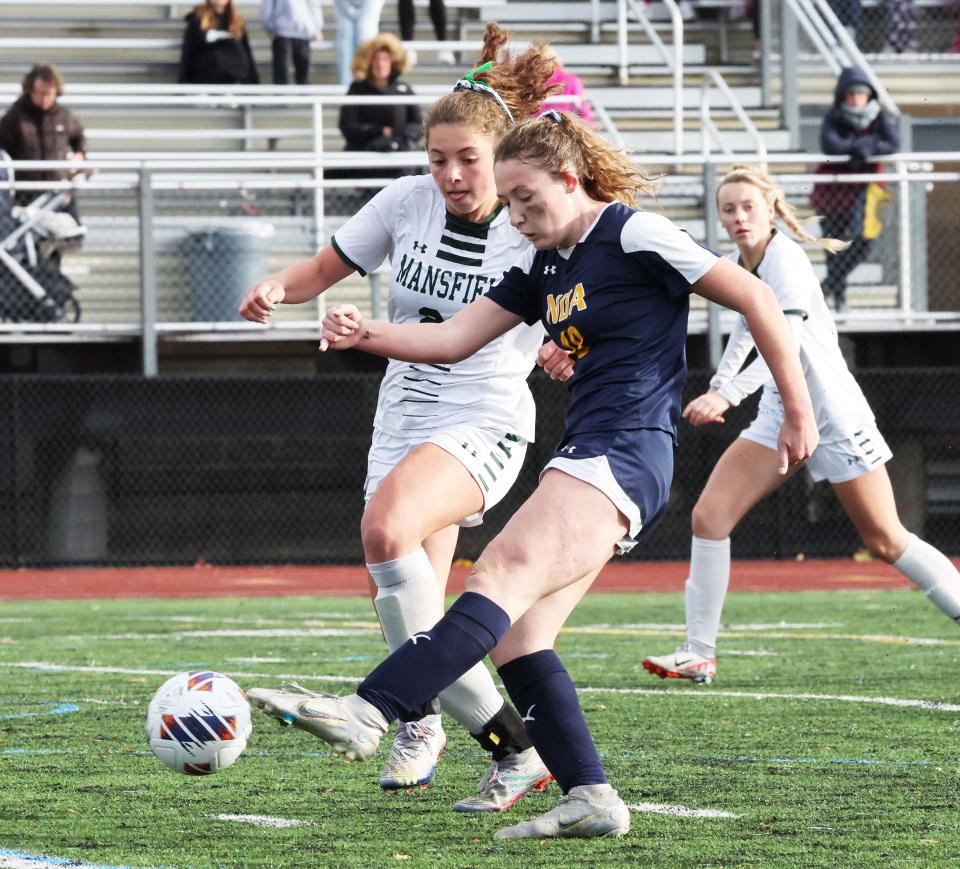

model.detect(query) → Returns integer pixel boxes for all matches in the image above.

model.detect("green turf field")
[1,589,958,868]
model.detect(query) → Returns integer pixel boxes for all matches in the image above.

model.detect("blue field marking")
[0,701,79,720]
[0,849,134,868]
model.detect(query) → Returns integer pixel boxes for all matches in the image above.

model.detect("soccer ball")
[145,671,252,775]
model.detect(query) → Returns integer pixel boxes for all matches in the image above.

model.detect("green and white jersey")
[331,174,541,440]
[711,230,875,444]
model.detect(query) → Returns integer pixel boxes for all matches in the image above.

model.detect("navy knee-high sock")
[497,650,608,794]
[357,592,510,724]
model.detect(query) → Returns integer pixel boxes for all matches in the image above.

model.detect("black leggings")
[398,0,447,41]
[819,211,872,304]
[271,36,311,85]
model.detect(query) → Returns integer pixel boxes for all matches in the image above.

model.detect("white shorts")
[740,412,893,484]
[364,424,529,527]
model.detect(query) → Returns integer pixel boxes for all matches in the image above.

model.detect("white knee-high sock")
[685,535,731,658]
[892,534,960,623]
[368,549,506,732]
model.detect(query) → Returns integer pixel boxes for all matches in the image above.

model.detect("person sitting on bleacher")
[339,33,422,155]
[178,0,260,85]
[0,64,89,230]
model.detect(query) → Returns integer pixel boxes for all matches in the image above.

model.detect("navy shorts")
[543,427,674,552]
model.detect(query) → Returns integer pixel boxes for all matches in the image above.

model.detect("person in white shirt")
[643,164,960,686]
[240,23,566,812]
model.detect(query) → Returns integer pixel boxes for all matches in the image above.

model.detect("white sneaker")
[247,683,388,761]
[493,783,630,839]
[642,643,717,684]
[452,746,553,813]
[379,714,446,790]
[436,49,456,64]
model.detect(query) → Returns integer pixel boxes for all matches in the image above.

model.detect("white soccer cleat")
[379,714,447,790]
[246,683,388,761]
[642,644,717,684]
[452,746,553,813]
[493,783,630,840]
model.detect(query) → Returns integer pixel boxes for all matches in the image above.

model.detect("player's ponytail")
[719,164,851,254]
[424,24,560,143]
[494,111,657,207]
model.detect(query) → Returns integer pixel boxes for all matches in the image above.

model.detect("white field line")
[563,626,960,646]
[212,814,310,828]
[628,802,739,819]
[578,686,960,713]
[5,661,960,713]
[614,622,844,631]
[80,628,377,640]
[38,620,960,647]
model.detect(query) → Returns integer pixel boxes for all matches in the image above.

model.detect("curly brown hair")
[494,112,657,208]
[424,23,560,144]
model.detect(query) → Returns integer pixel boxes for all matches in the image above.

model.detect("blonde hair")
[719,164,850,254]
[424,24,559,144]
[494,112,657,208]
[195,1,247,38]
[351,32,411,81]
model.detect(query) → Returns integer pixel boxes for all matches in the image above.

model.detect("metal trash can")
[182,222,274,322]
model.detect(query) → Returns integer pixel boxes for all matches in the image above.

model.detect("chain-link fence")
[2,158,957,332]
[1,367,957,568]
[828,0,960,55]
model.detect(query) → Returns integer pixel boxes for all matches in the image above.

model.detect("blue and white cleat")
[493,783,630,839]
[379,714,447,791]
[246,683,388,762]
[453,746,553,813]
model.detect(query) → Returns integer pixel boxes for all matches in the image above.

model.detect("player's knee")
[862,530,907,564]
[691,499,731,539]
[360,504,417,563]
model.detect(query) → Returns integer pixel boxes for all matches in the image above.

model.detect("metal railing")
[700,69,768,167]
[2,151,957,376]
[619,0,684,154]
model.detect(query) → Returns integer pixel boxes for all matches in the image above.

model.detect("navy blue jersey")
[487,202,718,441]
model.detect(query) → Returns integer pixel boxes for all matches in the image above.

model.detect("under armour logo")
[413,241,427,253]
[544,265,556,275]
[561,445,577,454]
[521,704,536,723]
[409,633,431,645]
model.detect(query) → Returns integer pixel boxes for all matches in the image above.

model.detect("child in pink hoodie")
[537,47,594,127]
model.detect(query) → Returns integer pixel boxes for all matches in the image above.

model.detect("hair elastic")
[453,61,514,122]
[541,109,565,125]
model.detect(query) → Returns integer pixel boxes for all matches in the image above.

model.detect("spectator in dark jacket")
[339,32,421,157]
[810,66,899,311]
[0,64,88,220]
[178,0,260,85]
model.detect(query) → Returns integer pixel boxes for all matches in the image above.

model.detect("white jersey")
[710,229,875,443]
[331,174,542,440]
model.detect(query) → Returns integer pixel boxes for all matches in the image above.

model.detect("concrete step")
[622,128,791,152]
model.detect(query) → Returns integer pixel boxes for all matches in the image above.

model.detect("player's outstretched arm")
[240,246,356,323]
[692,258,818,472]
[320,295,524,364]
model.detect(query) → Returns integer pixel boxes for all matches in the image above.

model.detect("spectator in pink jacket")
[536,46,594,128]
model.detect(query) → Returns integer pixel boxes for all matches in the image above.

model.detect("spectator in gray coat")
[260,0,324,85]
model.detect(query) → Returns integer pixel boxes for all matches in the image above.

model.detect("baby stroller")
[0,149,82,323]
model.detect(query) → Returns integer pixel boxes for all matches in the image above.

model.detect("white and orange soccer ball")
[145,671,252,775]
